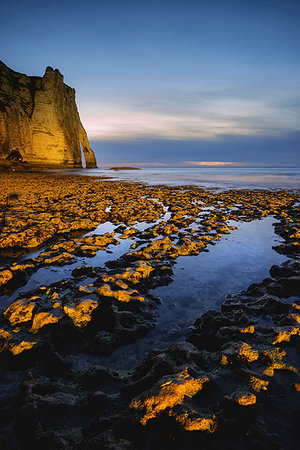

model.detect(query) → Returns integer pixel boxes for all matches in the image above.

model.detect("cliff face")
[0,61,97,168]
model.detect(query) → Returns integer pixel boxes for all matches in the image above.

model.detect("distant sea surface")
[54,166,300,189]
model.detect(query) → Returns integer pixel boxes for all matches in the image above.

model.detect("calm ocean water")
[54,166,300,189]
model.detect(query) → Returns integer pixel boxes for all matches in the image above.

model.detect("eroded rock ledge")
[0,172,299,449]
[0,61,97,168]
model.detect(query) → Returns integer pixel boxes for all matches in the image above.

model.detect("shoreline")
[0,170,299,449]
[47,166,300,190]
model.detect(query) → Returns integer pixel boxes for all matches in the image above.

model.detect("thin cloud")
[185,161,244,166]
[81,91,300,141]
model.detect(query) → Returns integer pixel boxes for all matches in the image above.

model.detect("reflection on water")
[52,166,300,189]
[98,216,287,370]
[0,227,134,308]
[0,209,291,371]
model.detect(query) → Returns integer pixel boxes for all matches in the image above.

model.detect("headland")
[0,61,97,169]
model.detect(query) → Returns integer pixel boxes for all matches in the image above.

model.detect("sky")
[1,0,300,166]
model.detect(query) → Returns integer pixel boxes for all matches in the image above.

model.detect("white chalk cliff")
[0,61,97,168]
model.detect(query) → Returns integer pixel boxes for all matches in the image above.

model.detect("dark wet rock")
[246,282,269,297]
[247,294,290,315]
[273,242,300,257]
[188,310,233,352]
[270,260,300,279]
[216,326,245,343]
[279,276,300,295]
[37,347,71,376]
[122,350,176,400]
[16,402,70,450]
[168,341,206,367]
[80,391,119,411]
[79,365,119,388]
[114,225,126,233]
[221,294,248,313]
[71,265,94,278]
[105,259,128,269]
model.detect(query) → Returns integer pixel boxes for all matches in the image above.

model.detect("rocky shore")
[0,171,299,449]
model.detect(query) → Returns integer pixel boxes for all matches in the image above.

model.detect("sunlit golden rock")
[30,311,61,334]
[124,261,155,282]
[0,328,13,352]
[49,241,78,254]
[250,376,269,392]
[119,227,138,239]
[44,252,74,265]
[0,328,13,341]
[162,224,179,235]
[221,354,229,365]
[9,340,37,355]
[263,348,297,376]
[11,263,34,272]
[237,343,259,363]
[235,393,256,406]
[114,279,129,289]
[78,285,96,294]
[131,237,174,260]
[0,233,21,249]
[176,238,205,256]
[290,230,300,239]
[97,283,144,302]
[4,298,36,326]
[240,325,255,334]
[90,234,115,246]
[288,305,300,324]
[169,411,217,432]
[63,299,98,327]
[272,327,300,345]
[103,261,154,286]
[0,269,13,286]
[130,367,209,426]
[52,302,61,309]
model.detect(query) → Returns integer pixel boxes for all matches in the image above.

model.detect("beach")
[0,170,299,449]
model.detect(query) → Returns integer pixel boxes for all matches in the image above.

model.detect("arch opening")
[80,142,86,168]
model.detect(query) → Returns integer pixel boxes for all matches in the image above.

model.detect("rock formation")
[0,61,97,168]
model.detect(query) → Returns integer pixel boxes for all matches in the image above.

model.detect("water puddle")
[0,236,135,308]
[0,204,172,305]
[0,214,290,371]
[98,216,288,370]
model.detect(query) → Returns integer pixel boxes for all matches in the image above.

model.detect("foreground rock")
[0,172,299,449]
[2,260,299,449]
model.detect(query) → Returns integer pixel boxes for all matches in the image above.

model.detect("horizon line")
[97,161,300,168]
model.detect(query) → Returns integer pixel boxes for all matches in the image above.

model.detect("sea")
[53,166,300,189]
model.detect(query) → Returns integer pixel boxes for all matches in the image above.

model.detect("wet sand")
[0,171,299,449]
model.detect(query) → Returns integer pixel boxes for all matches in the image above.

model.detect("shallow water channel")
[0,215,289,371]
[95,215,288,370]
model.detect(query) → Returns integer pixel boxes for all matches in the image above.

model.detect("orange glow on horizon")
[185,161,242,166]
